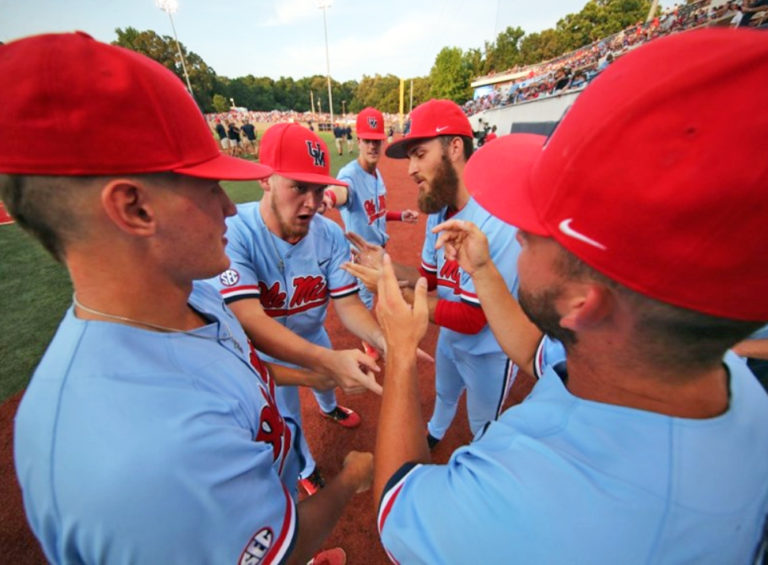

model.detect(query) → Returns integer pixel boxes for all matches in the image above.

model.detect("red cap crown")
[465,29,768,321]
[0,32,271,180]
[259,123,347,187]
[356,107,387,140]
[386,99,473,158]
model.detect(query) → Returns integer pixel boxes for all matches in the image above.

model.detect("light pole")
[155,0,194,98]
[318,0,334,126]
[341,100,346,115]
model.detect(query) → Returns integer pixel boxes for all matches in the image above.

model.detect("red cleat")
[298,468,325,496]
[321,406,361,429]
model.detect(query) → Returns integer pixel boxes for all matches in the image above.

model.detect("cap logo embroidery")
[435,126,449,133]
[306,141,325,168]
[558,219,607,251]
[367,116,378,128]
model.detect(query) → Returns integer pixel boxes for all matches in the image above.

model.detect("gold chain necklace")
[71,293,243,353]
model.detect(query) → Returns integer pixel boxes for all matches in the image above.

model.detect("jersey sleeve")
[420,215,439,276]
[377,454,512,564]
[209,216,263,304]
[336,167,354,210]
[325,220,359,299]
[533,335,567,380]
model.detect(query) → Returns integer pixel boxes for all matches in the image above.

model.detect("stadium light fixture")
[318,0,334,126]
[155,0,194,98]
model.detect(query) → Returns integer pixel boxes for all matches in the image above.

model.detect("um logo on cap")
[367,116,378,128]
[306,141,325,167]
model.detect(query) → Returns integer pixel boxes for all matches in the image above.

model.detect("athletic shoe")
[362,340,380,361]
[427,433,441,450]
[322,406,361,429]
[308,547,346,565]
[299,468,326,496]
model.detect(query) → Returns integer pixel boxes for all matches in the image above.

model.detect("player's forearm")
[732,338,768,360]
[472,262,542,375]
[229,302,331,375]
[290,473,363,565]
[373,348,429,504]
[333,297,385,349]
[325,185,349,208]
[264,362,332,390]
[393,262,422,288]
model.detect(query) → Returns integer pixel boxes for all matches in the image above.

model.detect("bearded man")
[345,99,522,447]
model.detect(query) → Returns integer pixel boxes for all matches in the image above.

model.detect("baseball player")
[373,30,768,563]
[344,99,521,447]
[4,32,371,564]
[209,122,386,496]
[323,106,419,358]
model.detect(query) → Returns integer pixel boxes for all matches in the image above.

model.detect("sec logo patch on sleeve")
[219,269,240,287]
[239,527,273,565]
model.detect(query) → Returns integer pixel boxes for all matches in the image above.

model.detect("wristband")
[326,190,337,208]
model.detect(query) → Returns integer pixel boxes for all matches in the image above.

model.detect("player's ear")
[100,179,157,237]
[559,282,614,333]
[259,177,272,192]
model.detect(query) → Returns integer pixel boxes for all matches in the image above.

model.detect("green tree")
[212,93,229,113]
[483,26,525,73]
[519,29,564,65]
[429,47,473,103]
[113,27,217,111]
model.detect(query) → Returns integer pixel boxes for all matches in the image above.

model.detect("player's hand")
[432,219,492,276]
[401,209,420,223]
[340,451,374,494]
[326,349,383,395]
[376,254,429,354]
[346,232,385,269]
[318,191,335,215]
[341,261,381,294]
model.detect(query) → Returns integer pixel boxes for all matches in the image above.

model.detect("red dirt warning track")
[0,150,534,564]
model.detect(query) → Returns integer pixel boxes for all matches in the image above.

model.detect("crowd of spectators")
[463,0,764,117]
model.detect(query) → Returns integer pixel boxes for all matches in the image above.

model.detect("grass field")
[0,130,355,403]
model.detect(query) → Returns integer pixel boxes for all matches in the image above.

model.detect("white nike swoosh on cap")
[558,219,607,251]
[435,126,449,132]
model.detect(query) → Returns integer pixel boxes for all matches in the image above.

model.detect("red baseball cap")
[386,99,473,158]
[259,123,347,187]
[0,32,272,181]
[356,107,387,140]
[464,29,768,321]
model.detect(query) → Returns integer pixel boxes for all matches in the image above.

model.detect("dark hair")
[555,247,764,370]
[438,135,474,161]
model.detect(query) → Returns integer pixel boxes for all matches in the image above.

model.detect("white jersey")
[337,159,390,246]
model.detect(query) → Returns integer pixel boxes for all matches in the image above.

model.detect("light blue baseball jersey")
[211,201,358,348]
[378,343,768,564]
[336,159,390,246]
[14,282,300,565]
[421,197,521,354]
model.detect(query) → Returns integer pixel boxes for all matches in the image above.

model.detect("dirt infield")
[0,151,534,563]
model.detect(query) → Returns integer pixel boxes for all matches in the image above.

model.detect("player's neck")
[68,255,204,332]
[563,344,730,419]
[357,156,377,175]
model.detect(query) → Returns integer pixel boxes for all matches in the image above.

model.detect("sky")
[1,0,672,82]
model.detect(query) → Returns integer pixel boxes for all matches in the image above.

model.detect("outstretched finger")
[346,231,371,251]
[432,218,469,235]
[411,276,429,326]
[416,347,435,364]
[378,253,401,300]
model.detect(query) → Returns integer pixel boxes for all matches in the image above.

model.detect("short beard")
[417,152,459,214]
[518,285,577,347]
[270,193,308,242]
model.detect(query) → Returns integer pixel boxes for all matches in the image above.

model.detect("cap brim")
[359,132,387,140]
[385,136,433,159]
[464,133,548,235]
[174,153,273,181]
[274,170,349,187]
